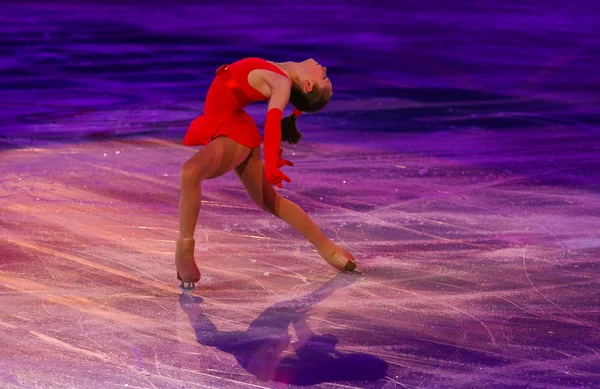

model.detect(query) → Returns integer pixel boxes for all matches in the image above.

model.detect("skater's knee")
[180,160,207,188]
[248,194,272,214]
[261,192,281,217]
[260,202,275,215]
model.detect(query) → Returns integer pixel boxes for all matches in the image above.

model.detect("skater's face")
[298,58,332,96]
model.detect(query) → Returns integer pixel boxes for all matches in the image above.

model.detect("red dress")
[183,58,290,149]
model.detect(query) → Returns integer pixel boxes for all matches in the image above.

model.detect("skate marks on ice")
[1,131,599,387]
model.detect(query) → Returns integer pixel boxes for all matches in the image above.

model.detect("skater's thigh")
[182,136,252,182]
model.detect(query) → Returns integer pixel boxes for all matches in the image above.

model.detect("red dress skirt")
[183,110,262,149]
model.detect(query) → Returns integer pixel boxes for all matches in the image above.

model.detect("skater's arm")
[263,78,292,188]
[265,75,291,111]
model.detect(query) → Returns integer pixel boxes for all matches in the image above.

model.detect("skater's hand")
[265,166,291,188]
[276,149,294,169]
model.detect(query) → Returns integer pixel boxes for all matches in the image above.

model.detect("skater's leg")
[234,148,356,271]
[177,136,251,284]
[179,136,251,239]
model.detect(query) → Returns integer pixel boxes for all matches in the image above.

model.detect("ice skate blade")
[179,281,195,293]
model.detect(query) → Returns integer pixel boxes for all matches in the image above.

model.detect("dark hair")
[280,83,331,144]
[281,114,302,144]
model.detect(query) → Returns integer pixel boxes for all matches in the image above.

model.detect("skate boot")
[319,244,362,275]
[175,238,201,292]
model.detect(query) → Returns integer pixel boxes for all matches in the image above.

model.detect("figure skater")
[176,57,358,291]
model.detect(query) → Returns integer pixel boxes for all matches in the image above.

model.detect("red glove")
[266,170,291,188]
[264,108,292,188]
[269,149,293,188]
[277,149,294,168]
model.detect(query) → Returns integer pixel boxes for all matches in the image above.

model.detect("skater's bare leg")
[177,137,251,284]
[235,148,356,271]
